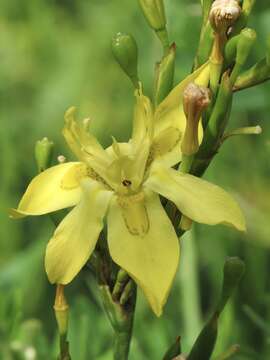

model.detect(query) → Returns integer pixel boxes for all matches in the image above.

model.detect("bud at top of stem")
[35,137,54,173]
[112,33,139,88]
[209,0,241,34]
[216,257,245,313]
[236,28,256,65]
[181,83,211,156]
[138,0,166,32]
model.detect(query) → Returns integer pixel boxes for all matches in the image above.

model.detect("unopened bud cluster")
[209,0,241,33]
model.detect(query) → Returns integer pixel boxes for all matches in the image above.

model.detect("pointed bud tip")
[224,256,245,284]
[138,0,166,32]
[35,137,54,172]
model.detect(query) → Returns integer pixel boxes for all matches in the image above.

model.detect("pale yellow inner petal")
[107,190,180,316]
[45,179,113,284]
[145,162,246,231]
[117,192,149,236]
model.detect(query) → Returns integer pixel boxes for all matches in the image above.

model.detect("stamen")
[83,117,91,131]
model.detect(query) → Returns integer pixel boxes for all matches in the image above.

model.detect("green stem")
[233,58,270,92]
[156,28,170,53]
[179,154,194,173]
[179,231,202,348]
[58,334,71,360]
[100,283,136,360]
[114,328,133,360]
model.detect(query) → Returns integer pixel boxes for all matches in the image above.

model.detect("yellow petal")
[10,162,83,218]
[149,126,182,167]
[107,191,180,316]
[63,107,117,188]
[152,63,210,166]
[132,85,154,145]
[45,179,113,284]
[145,162,246,231]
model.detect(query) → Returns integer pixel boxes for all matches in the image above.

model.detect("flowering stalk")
[188,258,245,360]
[138,0,169,51]
[54,285,71,360]
[99,280,136,360]
[11,1,270,359]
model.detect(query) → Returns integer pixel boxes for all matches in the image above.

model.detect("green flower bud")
[217,257,245,313]
[138,0,166,32]
[230,28,257,85]
[236,28,257,66]
[181,83,211,156]
[154,43,176,106]
[112,33,139,87]
[34,137,54,172]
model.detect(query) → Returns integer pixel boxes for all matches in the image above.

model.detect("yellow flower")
[10,64,245,316]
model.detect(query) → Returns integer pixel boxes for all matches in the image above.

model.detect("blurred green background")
[1,1,270,359]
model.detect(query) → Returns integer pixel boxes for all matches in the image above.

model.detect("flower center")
[122,179,132,187]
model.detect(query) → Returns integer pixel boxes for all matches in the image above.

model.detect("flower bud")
[54,285,69,336]
[236,28,256,66]
[209,0,241,34]
[112,33,139,87]
[229,28,257,85]
[35,137,54,172]
[154,43,176,106]
[138,0,166,32]
[217,257,245,313]
[181,83,211,156]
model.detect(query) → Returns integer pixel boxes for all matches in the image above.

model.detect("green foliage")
[1,0,270,359]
